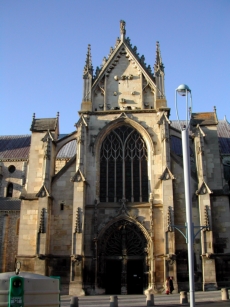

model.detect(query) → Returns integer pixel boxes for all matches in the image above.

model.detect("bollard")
[110,295,118,307]
[180,291,188,304]
[70,296,79,307]
[146,293,154,306]
[221,288,229,300]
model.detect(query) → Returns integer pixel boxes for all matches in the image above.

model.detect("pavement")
[60,290,230,307]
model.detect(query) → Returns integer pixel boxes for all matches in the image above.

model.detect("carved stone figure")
[120,20,126,35]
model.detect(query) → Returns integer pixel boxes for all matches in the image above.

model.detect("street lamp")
[175,84,195,307]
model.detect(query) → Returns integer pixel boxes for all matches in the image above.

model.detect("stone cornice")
[78,108,170,117]
[0,158,28,162]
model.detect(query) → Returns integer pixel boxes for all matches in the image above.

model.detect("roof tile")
[0,197,21,210]
[30,118,58,132]
[0,135,31,161]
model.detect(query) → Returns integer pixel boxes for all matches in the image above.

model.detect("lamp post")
[175,84,195,307]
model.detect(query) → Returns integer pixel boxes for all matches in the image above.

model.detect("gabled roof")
[190,112,218,126]
[92,22,156,92]
[30,118,58,132]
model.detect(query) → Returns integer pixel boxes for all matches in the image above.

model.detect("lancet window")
[6,182,13,197]
[100,125,148,202]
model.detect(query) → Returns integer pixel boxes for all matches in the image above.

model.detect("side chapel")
[0,21,230,295]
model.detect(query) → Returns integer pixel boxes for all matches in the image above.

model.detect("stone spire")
[120,20,126,41]
[81,45,93,111]
[154,41,167,105]
[83,44,93,78]
[154,41,164,73]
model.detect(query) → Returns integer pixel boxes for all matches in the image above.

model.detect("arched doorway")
[98,219,149,294]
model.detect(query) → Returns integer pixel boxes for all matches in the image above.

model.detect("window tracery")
[100,125,148,202]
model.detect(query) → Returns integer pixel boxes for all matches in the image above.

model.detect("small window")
[8,165,16,173]
[16,218,20,235]
[6,183,13,197]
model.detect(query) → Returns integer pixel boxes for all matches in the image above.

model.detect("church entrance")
[105,260,122,294]
[98,220,149,295]
[127,260,143,294]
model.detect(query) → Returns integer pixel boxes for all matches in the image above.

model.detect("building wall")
[0,211,19,272]
[0,161,26,198]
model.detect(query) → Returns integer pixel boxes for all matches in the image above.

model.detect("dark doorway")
[127,260,143,294]
[105,260,122,294]
[99,220,148,294]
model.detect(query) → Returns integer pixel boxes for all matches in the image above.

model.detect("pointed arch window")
[6,182,13,197]
[100,125,148,202]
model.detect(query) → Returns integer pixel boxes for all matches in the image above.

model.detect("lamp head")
[176,84,191,96]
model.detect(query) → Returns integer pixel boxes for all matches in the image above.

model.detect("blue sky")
[1,0,229,135]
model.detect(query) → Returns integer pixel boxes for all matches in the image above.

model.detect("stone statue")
[120,20,126,35]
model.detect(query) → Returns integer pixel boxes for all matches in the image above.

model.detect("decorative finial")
[213,106,216,113]
[101,56,107,67]
[83,44,93,77]
[120,20,126,40]
[109,47,114,56]
[56,112,59,118]
[33,113,35,120]
[115,37,121,47]
[154,41,164,73]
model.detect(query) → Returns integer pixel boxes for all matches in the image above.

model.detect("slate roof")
[56,139,76,159]
[190,112,218,126]
[0,118,229,162]
[0,134,76,161]
[217,118,230,154]
[0,135,31,161]
[30,118,58,132]
[0,197,21,210]
[170,135,183,157]
[170,118,230,156]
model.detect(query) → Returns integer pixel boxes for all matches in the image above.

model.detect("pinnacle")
[120,20,126,40]
[83,44,93,76]
[154,41,164,73]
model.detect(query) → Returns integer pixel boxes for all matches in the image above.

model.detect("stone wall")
[0,161,26,198]
[0,211,20,272]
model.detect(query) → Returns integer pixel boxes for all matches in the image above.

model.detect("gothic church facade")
[0,21,230,295]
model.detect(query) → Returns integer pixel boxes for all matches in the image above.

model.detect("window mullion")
[139,157,142,202]
[131,158,134,202]
[106,159,108,202]
[114,159,117,202]
[122,145,125,199]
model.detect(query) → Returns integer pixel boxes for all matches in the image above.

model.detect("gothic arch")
[94,117,155,202]
[98,215,151,243]
[94,116,155,158]
[96,217,151,293]
[99,218,149,256]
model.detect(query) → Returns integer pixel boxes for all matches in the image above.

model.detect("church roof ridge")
[92,21,155,86]
[30,117,59,132]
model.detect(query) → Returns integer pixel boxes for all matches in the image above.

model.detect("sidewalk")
[60,290,230,307]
